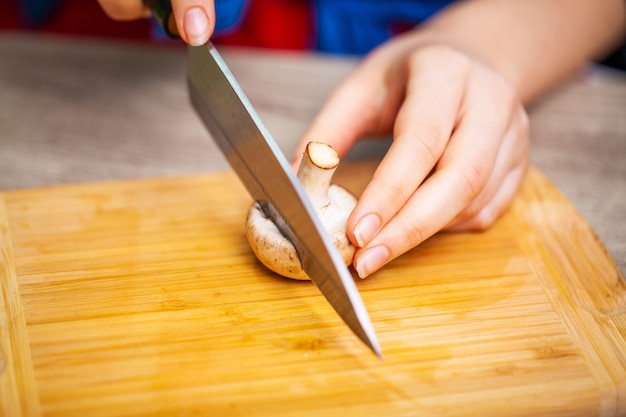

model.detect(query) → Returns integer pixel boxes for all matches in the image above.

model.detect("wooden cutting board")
[1,161,624,417]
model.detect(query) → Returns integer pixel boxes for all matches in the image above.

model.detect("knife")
[144,0,382,357]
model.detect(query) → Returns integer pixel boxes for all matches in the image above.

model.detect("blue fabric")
[214,0,249,32]
[211,0,454,55]
[20,0,62,26]
[314,0,455,55]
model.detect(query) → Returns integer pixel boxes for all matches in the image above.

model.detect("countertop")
[0,32,624,273]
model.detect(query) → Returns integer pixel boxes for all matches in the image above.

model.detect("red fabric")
[0,0,151,41]
[214,0,312,50]
[0,0,22,30]
[0,0,310,50]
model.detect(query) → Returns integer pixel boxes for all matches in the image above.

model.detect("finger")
[352,142,494,279]
[446,106,529,230]
[347,47,467,250]
[171,0,215,46]
[446,162,527,231]
[98,0,150,20]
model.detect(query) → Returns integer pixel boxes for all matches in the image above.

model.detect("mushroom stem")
[246,141,357,280]
[297,142,339,208]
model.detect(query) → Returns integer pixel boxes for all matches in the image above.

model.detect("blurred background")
[0,0,316,51]
[1,0,623,68]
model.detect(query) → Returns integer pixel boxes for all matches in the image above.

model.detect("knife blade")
[144,1,381,357]
[188,43,381,358]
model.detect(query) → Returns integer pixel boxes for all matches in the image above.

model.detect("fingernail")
[184,7,209,46]
[353,213,381,247]
[355,245,390,279]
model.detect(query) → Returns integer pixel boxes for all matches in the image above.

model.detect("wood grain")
[0,196,42,417]
[1,34,624,275]
[0,162,624,417]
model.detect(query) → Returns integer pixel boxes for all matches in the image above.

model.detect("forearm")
[410,0,626,103]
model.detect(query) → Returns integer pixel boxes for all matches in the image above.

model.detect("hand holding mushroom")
[246,142,356,280]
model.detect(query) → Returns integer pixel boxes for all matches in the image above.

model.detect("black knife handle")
[143,0,179,38]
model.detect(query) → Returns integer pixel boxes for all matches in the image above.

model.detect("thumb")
[172,1,216,46]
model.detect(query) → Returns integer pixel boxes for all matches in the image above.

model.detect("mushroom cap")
[246,202,308,280]
[246,184,357,280]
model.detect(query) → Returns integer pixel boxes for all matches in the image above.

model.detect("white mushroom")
[246,142,357,280]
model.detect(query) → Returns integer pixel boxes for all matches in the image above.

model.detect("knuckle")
[407,44,471,78]
[400,220,428,249]
[496,76,518,104]
[479,69,520,113]
[460,201,482,222]
[380,179,412,209]
[455,206,498,232]
[458,165,487,203]
[495,78,526,127]
[413,123,445,162]
[471,207,498,230]
[395,121,446,168]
